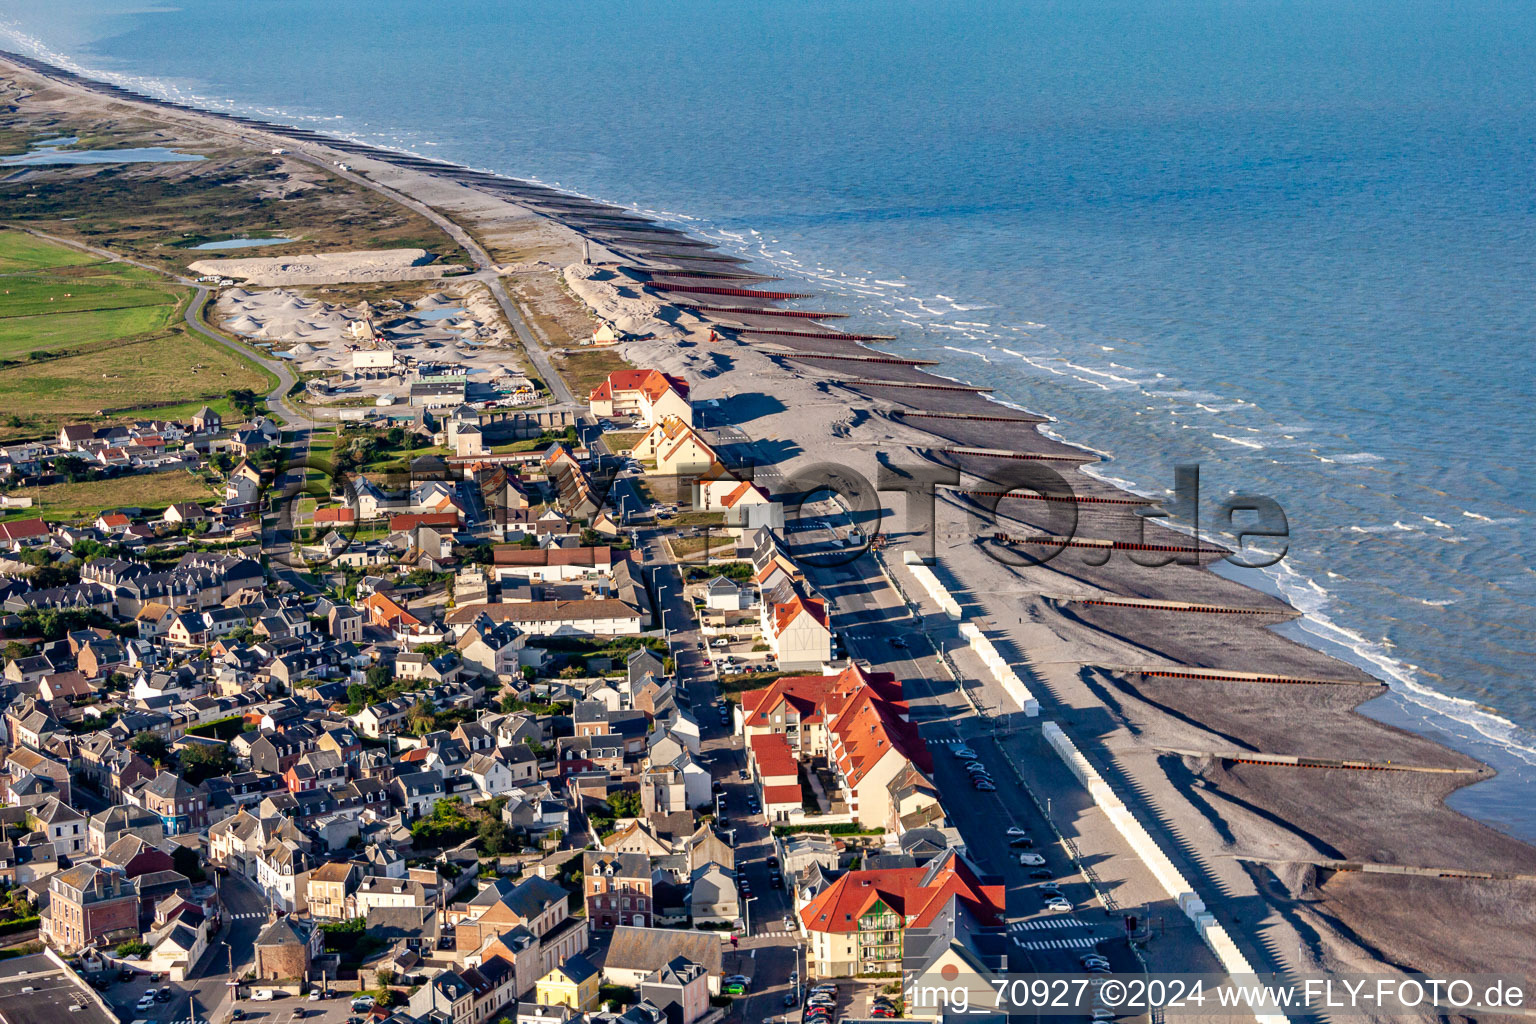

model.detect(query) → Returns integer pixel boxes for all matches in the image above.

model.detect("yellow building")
[535,952,600,1011]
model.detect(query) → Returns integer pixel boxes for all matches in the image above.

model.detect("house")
[798,850,1003,978]
[253,914,316,981]
[407,969,477,1024]
[584,851,652,930]
[360,591,423,634]
[0,517,49,550]
[746,733,802,823]
[630,418,716,477]
[41,864,140,953]
[691,464,782,530]
[687,864,739,928]
[328,605,364,643]
[178,406,219,435]
[761,588,831,671]
[602,927,722,994]
[444,599,641,638]
[391,770,445,819]
[702,576,751,612]
[588,370,692,427]
[307,861,358,920]
[30,797,87,857]
[535,952,599,1012]
[88,803,165,856]
[225,460,263,505]
[640,957,711,1024]
[164,502,208,526]
[140,771,209,836]
[490,545,613,584]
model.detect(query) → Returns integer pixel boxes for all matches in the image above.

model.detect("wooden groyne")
[1130,667,1382,688]
[647,283,814,300]
[1161,748,1479,775]
[957,488,1155,507]
[678,304,849,320]
[936,445,1096,464]
[785,352,939,367]
[741,327,897,342]
[1061,596,1292,615]
[839,378,993,393]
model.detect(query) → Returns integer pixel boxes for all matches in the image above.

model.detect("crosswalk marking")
[1009,917,1088,931]
[755,930,797,938]
[230,911,268,920]
[1015,936,1102,951]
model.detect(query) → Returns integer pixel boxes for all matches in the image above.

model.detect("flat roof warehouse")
[0,952,118,1024]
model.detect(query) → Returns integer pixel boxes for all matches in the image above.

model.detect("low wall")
[901,558,1039,716]
[1041,722,1286,1024]
[957,622,1039,716]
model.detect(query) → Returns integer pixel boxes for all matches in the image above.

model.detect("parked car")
[1029,868,1054,879]
[349,997,374,1011]
[952,746,975,759]
[156,989,173,1003]
[1009,837,1034,848]
[252,991,276,1003]
[1018,852,1046,866]
[1007,826,1028,838]
[975,780,996,792]
[1045,897,1073,912]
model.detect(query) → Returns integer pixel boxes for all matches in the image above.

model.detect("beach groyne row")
[1042,722,1290,1024]
[900,552,1040,717]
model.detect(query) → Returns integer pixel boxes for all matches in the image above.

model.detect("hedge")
[0,916,41,936]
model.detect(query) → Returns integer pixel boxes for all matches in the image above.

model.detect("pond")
[2,136,206,166]
[191,237,296,250]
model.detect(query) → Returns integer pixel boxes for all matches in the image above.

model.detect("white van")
[251,990,276,1002]
[1019,852,1046,866]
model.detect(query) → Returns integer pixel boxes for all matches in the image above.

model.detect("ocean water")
[5,0,1535,834]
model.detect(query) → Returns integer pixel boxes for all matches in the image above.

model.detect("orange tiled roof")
[799,856,1003,935]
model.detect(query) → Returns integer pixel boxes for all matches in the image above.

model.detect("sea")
[4,0,1534,836]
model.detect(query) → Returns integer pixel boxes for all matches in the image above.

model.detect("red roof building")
[799,852,1004,977]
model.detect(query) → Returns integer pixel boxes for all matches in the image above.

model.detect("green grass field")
[2,470,218,521]
[0,232,275,442]
[0,229,101,272]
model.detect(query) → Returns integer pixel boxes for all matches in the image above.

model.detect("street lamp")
[743,893,757,937]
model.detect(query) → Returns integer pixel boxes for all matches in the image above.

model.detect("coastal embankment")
[4,48,1533,1006]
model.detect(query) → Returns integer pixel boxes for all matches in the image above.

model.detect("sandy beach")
[5,46,1534,1004]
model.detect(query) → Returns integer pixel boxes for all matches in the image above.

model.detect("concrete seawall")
[1043,721,1290,1024]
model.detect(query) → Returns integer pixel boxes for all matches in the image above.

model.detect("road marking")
[1015,936,1103,951]
[1009,917,1089,931]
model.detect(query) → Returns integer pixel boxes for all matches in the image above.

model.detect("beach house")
[589,369,692,427]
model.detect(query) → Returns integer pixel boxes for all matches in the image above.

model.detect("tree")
[477,816,515,857]
[366,664,393,688]
[130,732,169,761]
[607,791,642,819]
[171,845,206,882]
[179,743,235,785]
[408,697,437,735]
[3,641,30,662]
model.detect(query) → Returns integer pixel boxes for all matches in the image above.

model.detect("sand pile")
[189,247,451,285]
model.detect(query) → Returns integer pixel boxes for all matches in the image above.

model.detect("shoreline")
[4,47,1535,987]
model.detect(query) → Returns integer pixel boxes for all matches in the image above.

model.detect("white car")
[952,746,975,758]
[1007,827,1027,838]
[136,999,156,1013]
[1045,897,1073,912]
